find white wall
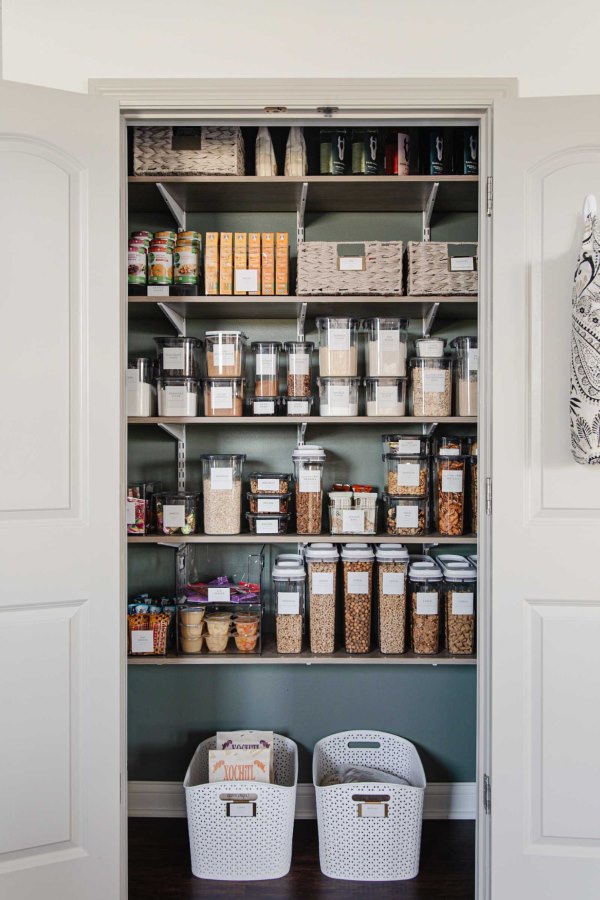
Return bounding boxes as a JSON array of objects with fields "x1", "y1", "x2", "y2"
[{"x1": 2, "y1": 0, "x2": 600, "y2": 98}]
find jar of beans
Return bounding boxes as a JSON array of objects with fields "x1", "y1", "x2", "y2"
[
  {"x1": 284, "y1": 341, "x2": 313, "y2": 398},
  {"x1": 305, "y1": 543, "x2": 339, "y2": 654},
  {"x1": 273, "y1": 560, "x2": 306, "y2": 654},
  {"x1": 409, "y1": 560, "x2": 442, "y2": 655},
  {"x1": 375, "y1": 543, "x2": 409, "y2": 654},
  {"x1": 341, "y1": 543, "x2": 374, "y2": 654}
]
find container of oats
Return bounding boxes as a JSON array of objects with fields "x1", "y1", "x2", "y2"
[
  {"x1": 409, "y1": 357, "x2": 452, "y2": 416},
  {"x1": 200, "y1": 453, "x2": 245, "y2": 535},
  {"x1": 292, "y1": 444, "x2": 326, "y2": 535},
  {"x1": 305, "y1": 543, "x2": 339, "y2": 655},
  {"x1": 375, "y1": 543, "x2": 409, "y2": 654},
  {"x1": 437, "y1": 555, "x2": 476, "y2": 655},
  {"x1": 273, "y1": 559, "x2": 306, "y2": 654},
  {"x1": 433, "y1": 454, "x2": 467, "y2": 536},
  {"x1": 383, "y1": 453, "x2": 428, "y2": 496},
  {"x1": 341, "y1": 543, "x2": 374, "y2": 654},
  {"x1": 383, "y1": 494, "x2": 428, "y2": 536},
  {"x1": 409, "y1": 560, "x2": 442, "y2": 655}
]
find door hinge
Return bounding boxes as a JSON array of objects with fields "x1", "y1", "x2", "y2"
[
  {"x1": 483, "y1": 774, "x2": 491, "y2": 814},
  {"x1": 485, "y1": 477, "x2": 492, "y2": 516},
  {"x1": 486, "y1": 176, "x2": 493, "y2": 217}
]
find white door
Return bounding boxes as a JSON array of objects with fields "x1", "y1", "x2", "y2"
[
  {"x1": 0, "y1": 82, "x2": 122, "y2": 898},
  {"x1": 492, "y1": 96, "x2": 600, "y2": 898}
]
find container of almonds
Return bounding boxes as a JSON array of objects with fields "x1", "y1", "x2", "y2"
[
  {"x1": 375, "y1": 544, "x2": 409, "y2": 654},
  {"x1": 437, "y1": 555, "x2": 476, "y2": 656},
  {"x1": 273, "y1": 559, "x2": 306, "y2": 654},
  {"x1": 341, "y1": 543, "x2": 374, "y2": 654},
  {"x1": 433, "y1": 453, "x2": 467, "y2": 536},
  {"x1": 305, "y1": 543, "x2": 339, "y2": 654},
  {"x1": 408, "y1": 559, "x2": 442, "y2": 655}
]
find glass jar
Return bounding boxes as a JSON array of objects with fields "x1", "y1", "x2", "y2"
[
  {"x1": 469, "y1": 438, "x2": 478, "y2": 534},
  {"x1": 155, "y1": 491, "x2": 198, "y2": 535},
  {"x1": 383, "y1": 494, "x2": 428, "y2": 536},
  {"x1": 127, "y1": 357, "x2": 155, "y2": 417},
  {"x1": 451, "y1": 336, "x2": 478, "y2": 416},
  {"x1": 316, "y1": 317, "x2": 359, "y2": 376},
  {"x1": 341, "y1": 544, "x2": 374, "y2": 654},
  {"x1": 154, "y1": 336, "x2": 202, "y2": 377},
  {"x1": 251, "y1": 341, "x2": 281, "y2": 397},
  {"x1": 409, "y1": 358, "x2": 452, "y2": 416},
  {"x1": 409, "y1": 562, "x2": 442, "y2": 655},
  {"x1": 365, "y1": 377, "x2": 407, "y2": 416},
  {"x1": 284, "y1": 341, "x2": 313, "y2": 397},
  {"x1": 305, "y1": 543, "x2": 339, "y2": 655},
  {"x1": 200, "y1": 453, "x2": 246, "y2": 535},
  {"x1": 273, "y1": 560, "x2": 306, "y2": 654},
  {"x1": 317, "y1": 376, "x2": 360, "y2": 416},
  {"x1": 415, "y1": 337, "x2": 446, "y2": 359},
  {"x1": 156, "y1": 376, "x2": 200, "y2": 416},
  {"x1": 383, "y1": 453, "x2": 428, "y2": 496},
  {"x1": 441, "y1": 566, "x2": 476, "y2": 656},
  {"x1": 433, "y1": 454, "x2": 467, "y2": 536},
  {"x1": 376, "y1": 544, "x2": 409, "y2": 654},
  {"x1": 282, "y1": 395, "x2": 314, "y2": 417},
  {"x1": 245, "y1": 396, "x2": 282, "y2": 417},
  {"x1": 203, "y1": 377, "x2": 245, "y2": 417},
  {"x1": 204, "y1": 331, "x2": 246, "y2": 377},
  {"x1": 381, "y1": 433, "x2": 431, "y2": 457},
  {"x1": 292, "y1": 444, "x2": 326, "y2": 534},
  {"x1": 363, "y1": 318, "x2": 408, "y2": 376}
]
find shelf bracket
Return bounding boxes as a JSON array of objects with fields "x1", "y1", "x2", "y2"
[
  {"x1": 157, "y1": 541, "x2": 186, "y2": 551},
  {"x1": 158, "y1": 302, "x2": 186, "y2": 336},
  {"x1": 157, "y1": 423, "x2": 186, "y2": 442},
  {"x1": 297, "y1": 422, "x2": 307, "y2": 445},
  {"x1": 297, "y1": 302, "x2": 308, "y2": 340},
  {"x1": 297, "y1": 182, "x2": 308, "y2": 244},
  {"x1": 422, "y1": 543, "x2": 439, "y2": 554},
  {"x1": 175, "y1": 544, "x2": 190, "y2": 599},
  {"x1": 422, "y1": 182, "x2": 439, "y2": 242},
  {"x1": 422, "y1": 301, "x2": 440, "y2": 337},
  {"x1": 156, "y1": 183, "x2": 186, "y2": 231},
  {"x1": 421, "y1": 422, "x2": 438, "y2": 437},
  {"x1": 157, "y1": 423, "x2": 186, "y2": 491}
]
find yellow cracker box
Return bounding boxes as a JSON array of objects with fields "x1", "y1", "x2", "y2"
[
  {"x1": 248, "y1": 232, "x2": 261, "y2": 295},
  {"x1": 233, "y1": 232, "x2": 248, "y2": 295},
  {"x1": 262, "y1": 233, "x2": 275, "y2": 296},
  {"x1": 275, "y1": 231, "x2": 289, "y2": 296},
  {"x1": 219, "y1": 232, "x2": 233, "y2": 295},
  {"x1": 205, "y1": 232, "x2": 219, "y2": 296}
]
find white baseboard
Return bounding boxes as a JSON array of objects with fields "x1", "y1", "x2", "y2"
[{"x1": 128, "y1": 780, "x2": 476, "y2": 820}]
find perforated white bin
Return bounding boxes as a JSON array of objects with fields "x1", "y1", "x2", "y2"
[
  {"x1": 183, "y1": 734, "x2": 298, "y2": 881},
  {"x1": 313, "y1": 730, "x2": 426, "y2": 881}
]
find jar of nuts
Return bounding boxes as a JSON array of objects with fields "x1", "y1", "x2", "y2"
[
  {"x1": 383, "y1": 453, "x2": 429, "y2": 496},
  {"x1": 273, "y1": 560, "x2": 306, "y2": 654},
  {"x1": 409, "y1": 357, "x2": 452, "y2": 417},
  {"x1": 375, "y1": 543, "x2": 409, "y2": 654},
  {"x1": 292, "y1": 444, "x2": 326, "y2": 535},
  {"x1": 305, "y1": 542, "x2": 339, "y2": 654},
  {"x1": 341, "y1": 543, "x2": 374, "y2": 654},
  {"x1": 437, "y1": 555, "x2": 476, "y2": 655},
  {"x1": 408, "y1": 560, "x2": 442, "y2": 655},
  {"x1": 284, "y1": 341, "x2": 314, "y2": 398},
  {"x1": 433, "y1": 454, "x2": 467, "y2": 536}
]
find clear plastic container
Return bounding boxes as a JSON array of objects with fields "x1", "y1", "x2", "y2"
[
  {"x1": 409, "y1": 357, "x2": 452, "y2": 416},
  {"x1": 451, "y1": 336, "x2": 478, "y2": 416},
  {"x1": 155, "y1": 336, "x2": 202, "y2": 377},
  {"x1": 282, "y1": 396, "x2": 314, "y2": 417},
  {"x1": 433, "y1": 436, "x2": 467, "y2": 456},
  {"x1": 383, "y1": 493, "x2": 428, "y2": 536},
  {"x1": 246, "y1": 492, "x2": 292, "y2": 514},
  {"x1": 363, "y1": 318, "x2": 408, "y2": 376},
  {"x1": 383, "y1": 453, "x2": 428, "y2": 496},
  {"x1": 415, "y1": 337, "x2": 446, "y2": 358},
  {"x1": 245, "y1": 396, "x2": 282, "y2": 417},
  {"x1": 439, "y1": 561, "x2": 476, "y2": 655},
  {"x1": 284, "y1": 341, "x2": 314, "y2": 397},
  {"x1": 376, "y1": 544, "x2": 409, "y2": 654},
  {"x1": 204, "y1": 331, "x2": 246, "y2": 377},
  {"x1": 365, "y1": 377, "x2": 407, "y2": 416},
  {"x1": 329, "y1": 500, "x2": 378, "y2": 534},
  {"x1": 203, "y1": 377, "x2": 245, "y2": 417},
  {"x1": 469, "y1": 439, "x2": 478, "y2": 534},
  {"x1": 317, "y1": 376, "x2": 360, "y2": 416},
  {"x1": 293, "y1": 444, "x2": 326, "y2": 534},
  {"x1": 316, "y1": 317, "x2": 360, "y2": 376},
  {"x1": 200, "y1": 453, "x2": 245, "y2": 535},
  {"x1": 248, "y1": 473, "x2": 292, "y2": 494},
  {"x1": 156, "y1": 376, "x2": 200, "y2": 416},
  {"x1": 127, "y1": 357, "x2": 156, "y2": 417},
  {"x1": 155, "y1": 491, "x2": 198, "y2": 535},
  {"x1": 251, "y1": 341, "x2": 281, "y2": 397},
  {"x1": 305, "y1": 543, "x2": 339, "y2": 655},
  {"x1": 409, "y1": 562, "x2": 442, "y2": 655},
  {"x1": 245, "y1": 512, "x2": 291, "y2": 535},
  {"x1": 433, "y1": 455, "x2": 467, "y2": 536},
  {"x1": 273, "y1": 560, "x2": 306, "y2": 654},
  {"x1": 381, "y1": 433, "x2": 431, "y2": 457},
  {"x1": 341, "y1": 543, "x2": 374, "y2": 654}
]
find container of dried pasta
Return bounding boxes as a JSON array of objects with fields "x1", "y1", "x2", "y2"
[
  {"x1": 409, "y1": 357, "x2": 452, "y2": 417},
  {"x1": 341, "y1": 543, "x2": 374, "y2": 654},
  {"x1": 433, "y1": 454, "x2": 467, "y2": 536},
  {"x1": 273, "y1": 560, "x2": 306, "y2": 654},
  {"x1": 305, "y1": 543, "x2": 339, "y2": 654},
  {"x1": 408, "y1": 560, "x2": 442, "y2": 655},
  {"x1": 383, "y1": 493, "x2": 428, "y2": 536},
  {"x1": 383, "y1": 453, "x2": 428, "y2": 496},
  {"x1": 375, "y1": 543, "x2": 409, "y2": 654},
  {"x1": 437, "y1": 555, "x2": 476, "y2": 655},
  {"x1": 200, "y1": 453, "x2": 245, "y2": 534}
]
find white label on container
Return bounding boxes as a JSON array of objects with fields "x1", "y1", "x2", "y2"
[
  {"x1": 452, "y1": 592, "x2": 474, "y2": 615},
  {"x1": 131, "y1": 630, "x2": 154, "y2": 653},
  {"x1": 213, "y1": 344, "x2": 235, "y2": 367},
  {"x1": 342, "y1": 509, "x2": 365, "y2": 532},
  {"x1": 339, "y1": 256, "x2": 364, "y2": 271},
  {"x1": 257, "y1": 478, "x2": 280, "y2": 492},
  {"x1": 312, "y1": 571, "x2": 334, "y2": 594},
  {"x1": 165, "y1": 385, "x2": 187, "y2": 411},
  {"x1": 228, "y1": 802, "x2": 255, "y2": 817},
  {"x1": 211, "y1": 385, "x2": 233, "y2": 409},
  {"x1": 329, "y1": 329, "x2": 351, "y2": 351},
  {"x1": 396, "y1": 439, "x2": 421, "y2": 454},
  {"x1": 287, "y1": 400, "x2": 309, "y2": 415},
  {"x1": 380, "y1": 330, "x2": 400, "y2": 351},
  {"x1": 396, "y1": 463, "x2": 420, "y2": 488},
  {"x1": 347, "y1": 571, "x2": 369, "y2": 594},
  {"x1": 211, "y1": 467, "x2": 233, "y2": 490},
  {"x1": 126, "y1": 500, "x2": 137, "y2": 525},
  {"x1": 208, "y1": 587, "x2": 231, "y2": 603},
  {"x1": 439, "y1": 448, "x2": 460, "y2": 456},
  {"x1": 450, "y1": 256, "x2": 475, "y2": 272},
  {"x1": 257, "y1": 498, "x2": 280, "y2": 513},
  {"x1": 377, "y1": 385, "x2": 399, "y2": 407},
  {"x1": 416, "y1": 593, "x2": 438, "y2": 615},
  {"x1": 256, "y1": 518, "x2": 279, "y2": 534},
  {"x1": 422, "y1": 370, "x2": 446, "y2": 393},
  {"x1": 299, "y1": 470, "x2": 321, "y2": 493},
  {"x1": 148, "y1": 284, "x2": 169, "y2": 297},
  {"x1": 253, "y1": 400, "x2": 275, "y2": 415},
  {"x1": 359, "y1": 802, "x2": 387, "y2": 818},
  {"x1": 126, "y1": 370, "x2": 139, "y2": 390},
  {"x1": 418, "y1": 340, "x2": 443, "y2": 356},
  {"x1": 329, "y1": 384, "x2": 350, "y2": 412},
  {"x1": 394, "y1": 505, "x2": 419, "y2": 528},
  {"x1": 163, "y1": 347, "x2": 185, "y2": 369},
  {"x1": 289, "y1": 354, "x2": 310, "y2": 375},
  {"x1": 163, "y1": 504, "x2": 185, "y2": 528},
  {"x1": 441, "y1": 470, "x2": 464, "y2": 493},
  {"x1": 468, "y1": 348, "x2": 479, "y2": 371},
  {"x1": 256, "y1": 353, "x2": 277, "y2": 376},
  {"x1": 278, "y1": 591, "x2": 300, "y2": 614},
  {"x1": 235, "y1": 268, "x2": 258, "y2": 291},
  {"x1": 382, "y1": 571, "x2": 405, "y2": 595}
]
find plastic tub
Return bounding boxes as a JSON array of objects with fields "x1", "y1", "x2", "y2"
[
  {"x1": 246, "y1": 492, "x2": 292, "y2": 514},
  {"x1": 127, "y1": 357, "x2": 156, "y2": 417},
  {"x1": 409, "y1": 358, "x2": 452, "y2": 416},
  {"x1": 155, "y1": 336, "x2": 202, "y2": 377},
  {"x1": 180, "y1": 623, "x2": 204, "y2": 639},
  {"x1": 203, "y1": 377, "x2": 245, "y2": 416},
  {"x1": 383, "y1": 454, "x2": 428, "y2": 496},
  {"x1": 317, "y1": 376, "x2": 360, "y2": 416},
  {"x1": 156, "y1": 376, "x2": 200, "y2": 416},
  {"x1": 234, "y1": 617, "x2": 260, "y2": 637},
  {"x1": 365, "y1": 377, "x2": 407, "y2": 416},
  {"x1": 181, "y1": 635, "x2": 203, "y2": 654},
  {"x1": 179, "y1": 607, "x2": 206, "y2": 626},
  {"x1": 249, "y1": 473, "x2": 292, "y2": 494},
  {"x1": 201, "y1": 453, "x2": 245, "y2": 535},
  {"x1": 205, "y1": 613, "x2": 232, "y2": 636},
  {"x1": 155, "y1": 492, "x2": 198, "y2": 535},
  {"x1": 245, "y1": 396, "x2": 282, "y2": 417},
  {"x1": 383, "y1": 494, "x2": 428, "y2": 536},
  {"x1": 205, "y1": 633, "x2": 230, "y2": 653},
  {"x1": 282, "y1": 395, "x2": 314, "y2": 416},
  {"x1": 381, "y1": 433, "x2": 431, "y2": 457},
  {"x1": 363, "y1": 317, "x2": 408, "y2": 376},
  {"x1": 234, "y1": 633, "x2": 259, "y2": 653},
  {"x1": 316, "y1": 317, "x2": 360, "y2": 376},
  {"x1": 246, "y1": 512, "x2": 291, "y2": 535},
  {"x1": 204, "y1": 331, "x2": 246, "y2": 377},
  {"x1": 284, "y1": 341, "x2": 314, "y2": 397},
  {"x1": 251, "y1": 341, "x2": 282, "y2": 396}
]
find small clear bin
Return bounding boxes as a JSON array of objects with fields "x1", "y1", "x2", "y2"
[
  {"x1": 365, "y1": 377, "x2": 407, "y2": 416},
  {"x1": 245, "y1": 396, "x2": 282, "y2": 417},
  {"x1": 203, "y1": 377, "x2": 245, "y2": 417},
  {"x1": 155, "y1": 491, "x2": 198, "y2": 535},
  {"x1": 204, "y1": 331, "x2": 246, "y2": 377},
  {"x1": 316, "y1": 317, "x2": 360, "y2": 376},
  {"x1": 383, "y1": 453, "x2": 428, "y2": 496},
  {"x1": 155, "y1": 336, "x2": 202, "y2": 377},
  {"x1": 363, "y1": 317, "x2": 408, "y2": 376},
  {"x1": 383, "y1": 494, "x2": 428, "y2": 536},
  {"x1": 317, "y1": 376, "x2": 360, "y2": 416},
  {"x1": 156, "y1": 376, "x2": 200, "y2": 416}
]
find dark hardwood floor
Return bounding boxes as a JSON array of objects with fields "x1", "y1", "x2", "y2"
[{"x1": 129, "y1": 817, "x2": 475, "y2": 899}]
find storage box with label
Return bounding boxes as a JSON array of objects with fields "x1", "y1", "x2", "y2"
[
  {"x1": 406, "y1": 241, "x2": 478, "y2": 295},
  {"x1": 133, "y1": 126, "x2": 245, "y2": 176},
  {"x1": 297, "y1": 241, "x2": 404, "y2": 296}
]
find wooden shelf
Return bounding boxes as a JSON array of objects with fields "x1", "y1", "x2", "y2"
[
  {"x1": 129, "y1": 416, "x2": 476, "y2": 425},
  {"x1": 128, "y1": 533, "x2": 477, "y2": 545},
  {"x1": 128, "y1": 174, "x2": 479, "y2": 214}
]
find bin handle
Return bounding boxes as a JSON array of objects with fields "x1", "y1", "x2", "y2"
[
  {"x1": 352, "y1": 793, "x2": 391, "y2": 802},
  {"x1": 347, "y1": 741, "x2": 381, "y2": 749},
  {"x1": 219, "y1": 792, "x2": 258, "y2": 802}
]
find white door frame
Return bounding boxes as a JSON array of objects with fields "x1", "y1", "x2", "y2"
[{"x1": 91, "y1": 75, "x2": 516, "y2": 900}]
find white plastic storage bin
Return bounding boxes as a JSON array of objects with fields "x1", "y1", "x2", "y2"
[
  {"x1": 183, "y1": 733, "x2": 298, "y2": 881},
  {"x1": 313, "y1": 730, "x2": 426, "y2": 881}
]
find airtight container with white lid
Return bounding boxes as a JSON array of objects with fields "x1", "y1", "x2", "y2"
[
  {"x1": 305, "y1": 543, "x2": 339, "y2": 654},
  {"x1": 341, "y1": 544, "x2": 374, "y2": 654},
  {"x1": 415, "y1": 337, "x2": 446, "y2": 358},
  {"x1": 204, "y1": 331, "x2": 247, "y2": 377},
  {"x1": 409, "y1": 559, "x2": 442, "y2": 655},
  {"x1": 292, "y1": 444, "x2": 326, "y2": 534},
  {"x1": 272, "y1": 559, "x2": 306, "y2": 654},
  {"x1": 438, "y1": 555, "x2": 476, "y2": 655},
  {"x1": 375, "y1": 543, "x2": 409, "y2": 654},
  {"x1": 467, "y1": 554, "x2": 478, "y2": 568}
]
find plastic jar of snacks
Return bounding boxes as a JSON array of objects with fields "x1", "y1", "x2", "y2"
[
  {"x1": 249, "y1": 473, "x2": 292, "y2": 494},
  {"x1": 409, "y1": 358, "x2": 452, "y2": 417},
  {"x1": 305, "y1": 543, "x2": 339, "y2": 655},
  {"x1": 363, "y1": 317, "x2": 408, "y2": 376},
  {"x1": 341, "y1": 543, "x2": 374, "y2": 654},
  {"x1": 364, "y1": 377, "x2": 407, "y2": 416},
  {"x1": 438, "y1": 557, "x2": 476, "y2": 655},
  {"x1": 155, "y1": 491, "x2": 198, "y2": 535},
  {"x1": 246, "y1": 492, "x2": 292, "y2": 514},
  {"x1": 433, "y1": 454, "x2": 467, "y2": 536},
  {"x1": 383, "y1": 453, "x2": 428, "y2": 496},
  {"x1": 381, "y1": 433, "x2": 431, "y2": 457},
  {"x1": 245, "y1": 396, "x2": 282, "y2": 416},
  {"x1": 383, "y1": 494, "x2": 428, "y2": 536},
  {"x1": 203, "y1": 377, "x2": 245, "y2": 416},
  {"x1": 328, "y1": 492, "x2": 378, "y2": 534},
  {"x1": 469, "y1": 438, "x2": 478, "y2": 534},
  {"x1": 317, "y1": 376, "x2": 360, "y2": 416},
  {"x1": 415, "y1": 337, "x2": 446, "y2": 358},
  {"x1": 409, "y1": 561, "x2": 442, "y2": 655},
  {"x1": 127, "y1": 357, "x2": 155, "y2": 417},
  {"x1": 155, "y1": 336, "x2": 202, "y2": 377},
  {"x1": 251, "y1": 341, "x2": 281, "y2": 397},
  {"x1": 205, "y1": 331, "x2": 246, "y2": 377},
  {"x1": 273, "y1": 560, "x2": 306, "y2": 654},
  {"x1": 316, "y1": 317, "x2": 360, "y2": 376},
  {"x1": 375, "y1": 544, "x2": 409, "y2": 654},
  {"x1": 282, "y1": 395, "x2": 314, "y2": 417},
  {"x1": 292, "y1": 445, "x2": 326, "y2": 534},
  {"x1": 156, "y1": 376, "x2": 200, "y2": 416},
  {"x1": 434, "y1": 435, "x2": 467, "y2": 456},
  {"x1": 284, "y1": 341, "x2": 313, "y2": 397},
  {"x1": 450, "y1": 335, "x2": 478, "y2": 416},
  {"x1": 245, "y1": 512, "x2": 291, "y2": 535},
  {"x1": 200, "y1": 453, "x2": 245, "y2": 535}
]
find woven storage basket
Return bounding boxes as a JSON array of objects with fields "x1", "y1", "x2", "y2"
[
  {"x1": 133, "y1": 126, "x2": 245, "y2": 176},
  {"x1": 183, "y1": 733, "x2": 298, "y2": 881},
  {"x1": 313, "y1": 730, "x2": 426, "y2": 881},
  {"x1": 297, "y1": 241, "x2": 403, "y2": 296},
  {"x1": 406, "y1": 241, "x2": 478, "y2": 295}
]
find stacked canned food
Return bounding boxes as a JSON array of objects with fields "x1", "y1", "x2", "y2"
[
  {"x1": 128, "y1": 229, "x2": 202, "y2": 289},
  {"x1": 246, "y1": 471, "x2": 293, "y2": 536}
]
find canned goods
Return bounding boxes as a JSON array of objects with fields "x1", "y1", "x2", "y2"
[
  {"x1": 148, "y1": 246, "x2": 173, "y2": 285},
  {"x1": 128, "y1": 242, "x2": 147, "y2": 285},
  {"x1": 174, "y1": 243, "x2": 199, "y2": 284}
]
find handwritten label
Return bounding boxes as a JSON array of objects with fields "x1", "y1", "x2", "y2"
[
  {"x1": 208, "y1": 587, "x2": 231, "y2": 603},
  {"x1": 347, "y1": 571, "x2": 369, "y2": 594},
  {"x1": 342, "y1": 509, "x2": 365, "y2": 532},
  {"x1": 257, "y1": 498, "x2": 280, "y2": 513},
  {"x1": 256, "y1": 518, "x2": 279, "y2": 534},
  {"x1": 394, "y1": 505, "x2": 419, "y2": 528},
  {"x1": 396, "y1": 463, "x2": 420, "y2": 488}
]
